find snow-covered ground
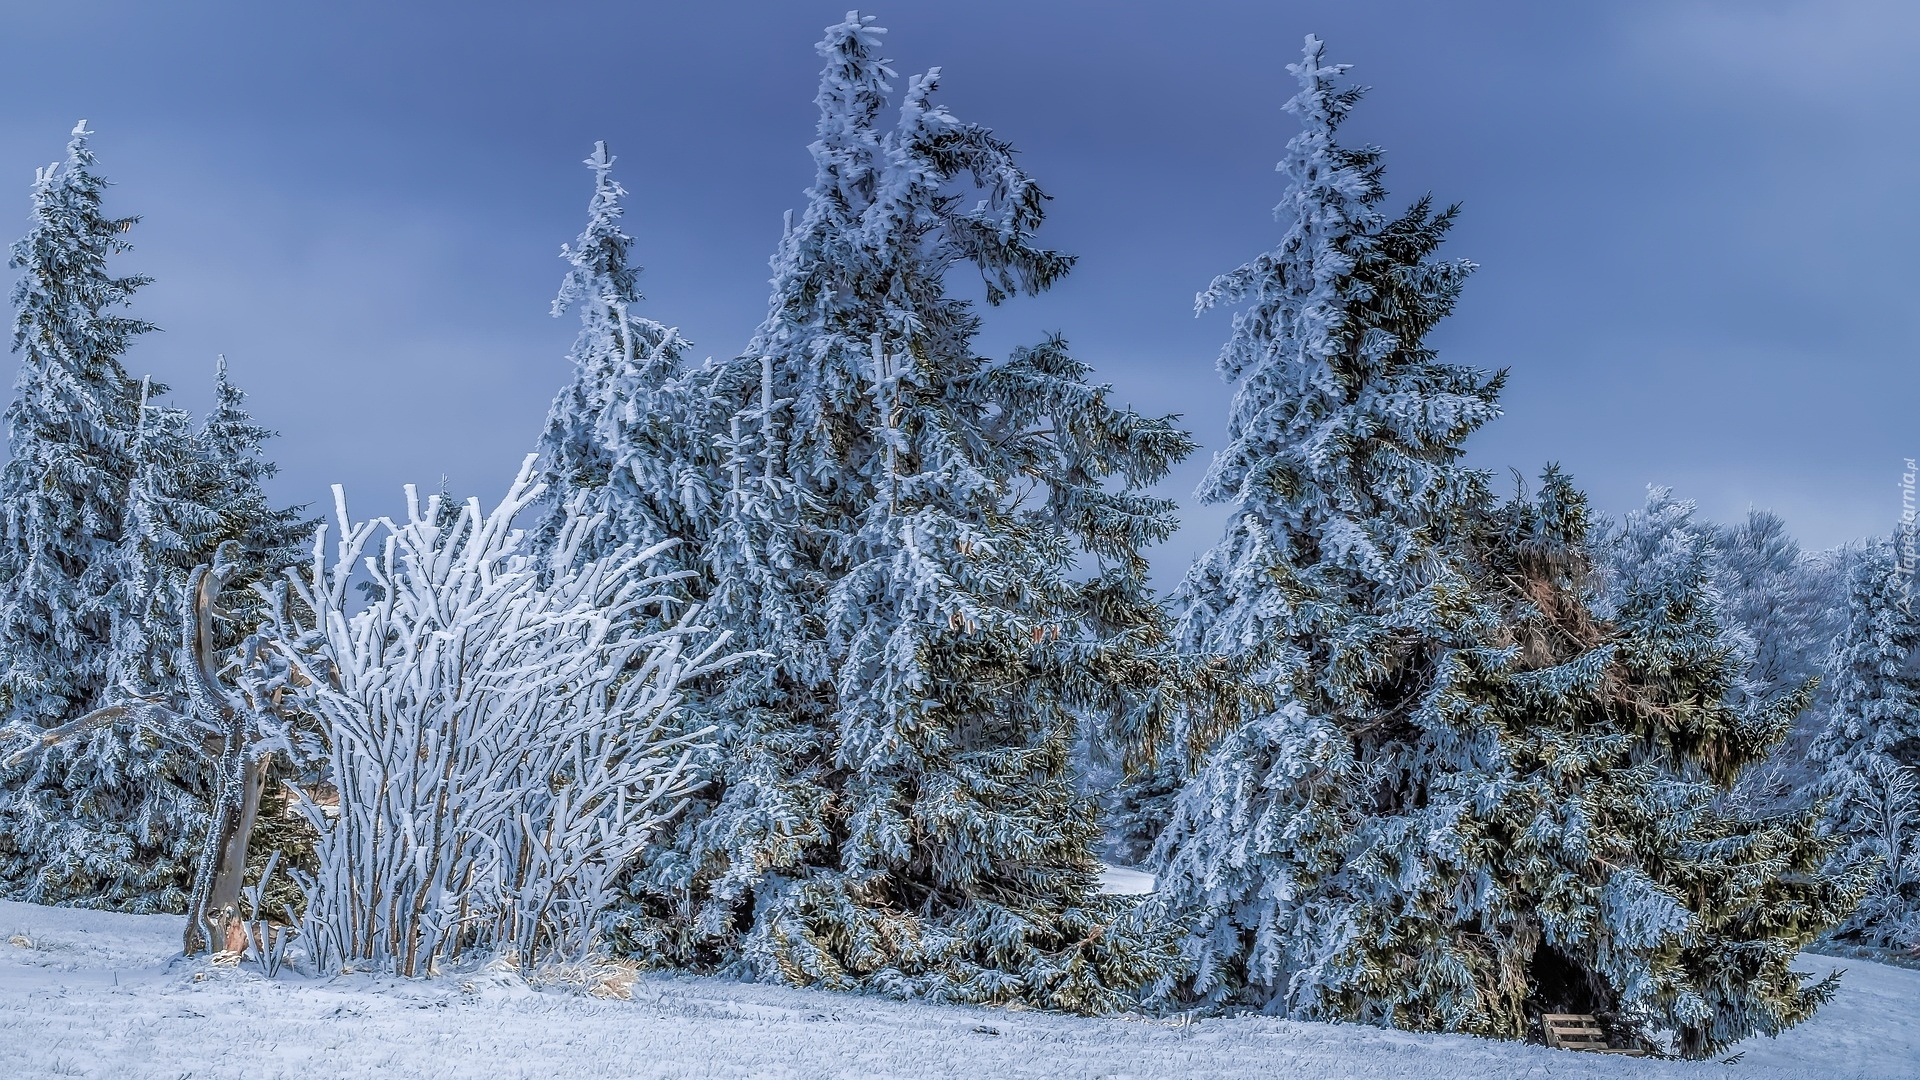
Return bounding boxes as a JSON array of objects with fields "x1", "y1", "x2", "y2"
[
  {"x1": 2, "y1": 899, "x2": 1914, "y2": 1080},
  {"x1": 1097, "y1": 863, "x2": 1156, "y2": 896}
]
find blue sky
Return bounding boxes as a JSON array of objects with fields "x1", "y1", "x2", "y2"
[{"x1": 1, "y1": 1, "x2": 1914, "y2": 579}]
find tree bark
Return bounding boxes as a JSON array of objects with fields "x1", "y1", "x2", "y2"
[{"x1": 203, "y1": 757, "x2": 270, "y2": 954}]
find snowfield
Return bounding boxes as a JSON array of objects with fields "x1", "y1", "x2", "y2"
[{"x1": 2, "y1": 899, "x2": 1914, "y2": 1080}]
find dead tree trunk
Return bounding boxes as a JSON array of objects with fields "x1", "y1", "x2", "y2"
[
  {"x1": 181, "y1": 545, "x2": 264, "y2": 957},
  {"x1": 186, "y1": 751, "x2": 270, "y2": 955},
  {"x1": 0, "y1": 540, "x2": 296, "y2": 960}
]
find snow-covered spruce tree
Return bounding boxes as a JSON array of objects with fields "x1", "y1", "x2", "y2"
[
  {"x1": 1148, "y1": 36, "x2": 1505, "y2": 1021},
  {"x1": 195, "y1": 358, "x2": 315, "y2": 626},
  {"x1": 616, "y1": 12, "x2": 1193, "y2": 1012},
  {"x1": 1711, "y1": 510, "x2": 1829, "y2": 716},
  {"x1": 1807, "y1": 537, "x2": 1920, "y2": 948},
  {"x1": 1105, "y1": 755, "x2": 1181, "y2": 867},
  {"x1": 1144, "y1": 42, "x2": 1853, "y2": 1054},
  {"x1": 0, "y1": 122, "x2": 150, "y2": 729},
  {"x1": 2, "y1": 370, "x2": 308, "y2": 913},
  {"x1": 26, "y1": 359, "x2": 313, "y2": 913},
  {"x1": 533, "y1": 143, "x2": 714, "y2": 575},
  {"x1": 1477, "y1": 473, "x2": 1861, "y2": 1058},
  {"x1": 112, "y1": 359, "x2": 311, "y2": 708},
  {"x1": 1708, "y1": 509, "x2": 1846, "y2": 809},
  {"x1": 0, "y1": 123, "x2": 199, "y2": 910},
  {"x1": 104, "y1": 361, "x2": 314, "y2": 915},
  {"x1": 0, "y1": 399, "x2": 214, "y2": 911}
]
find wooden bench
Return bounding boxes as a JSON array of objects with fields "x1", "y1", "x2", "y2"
[{"x1": 1541, "y1": 1014, "x2": 1648, "y2": 1056}]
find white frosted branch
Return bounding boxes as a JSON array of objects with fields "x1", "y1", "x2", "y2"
[{"x1": 267, "y1": 466, "x2": 726, "y2": 977}]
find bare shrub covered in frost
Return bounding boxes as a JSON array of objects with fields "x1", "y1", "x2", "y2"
[{"x1": 264, "y1": 454, "x2": 729, "y2": 977}]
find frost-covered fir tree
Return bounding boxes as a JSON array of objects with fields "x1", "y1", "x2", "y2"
[
  {"x1": 533, "y1": 143, "x2": 714, "y2": 572},
  {"x1": 1482, "y1": 475, "x2": 1862, "y2": 1057},
  {"x1": 1, "y1": 435, "x2": 212, "y2": 908},
  {"x1": 25, "y1": 389, "x2": 221, "y2": 911},
  {"x1": 1708, "y1": 509, "x2": 1846, "y2": 807},
  {"x1": 1711, "y1": 510, "x2": 1829, "y2": 715},
  {"x1": 1144, "y1": 42, "x2": 1854, "y2": 1054},
  {"x1": 617, "y1": 12, "x2": 1192, "y2": 1012},
  {"x1": 2, "y1": 374, "x2": 307, "y2": 913},
  {"x1": 1808, "y1": 538, "x2": 1920, "y2": 948},
  {"x1": 113, "y1": 359, "x2": 311, "y2": 695},
  {"x1": 194, "y1": 358, "x2": 316, "y2": 633},
  {"x1": 0, "y1": 121, "x2": 149, "y2": 730},
  {"x1": 0, "y1": 124, "x2": 198, "y2": 910},
  {"x1": 20, "y1": 356, "x2": 313, "y2": 912},
  {"x1": 1149, "y1": 36, "x2": 1505, "y2": 1019},
  {"x1": 111, "y1": 385, "x2": 217, "y2": 701}
]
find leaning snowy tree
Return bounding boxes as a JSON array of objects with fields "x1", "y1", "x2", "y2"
[
  {"x1": 616, "y1": 11, "x2": 1193, "y2": 1012},
  {"x1": 0, "y1": 122, "x2": 209, "y2": 910},
  {"x1": 268, "y1": 456, "x2": 731, "y2": 976},
  {"x1": 192, "y1": 357, "x2": 322, "y2": 913},
  {"x1": 1807, "y1": 537, "x2": 1920, "y2": 949}
]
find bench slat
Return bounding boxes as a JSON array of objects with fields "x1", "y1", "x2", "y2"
[{"x1": 1540, "y1": 1013, "x2": 1645, "y2": 1056}]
